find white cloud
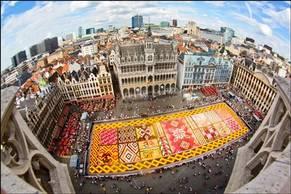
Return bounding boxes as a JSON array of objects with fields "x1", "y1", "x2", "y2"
[
  {"x1": 258, "y1": 23, "x2": 272, "y2": 36},
  {"x1": 232, "y1": 12, "x2": 290, "y2": 59},
  {"x1": 245, "y1": 1, "x2": 252, "y2": 19},
  {"x1": 204, "y1": 1, "x2": 225, "y2": 7},
  {"x1": 233, "y1": 13, "x2": 273, "y2": 36},
  {"x1": 1, "y1": 1, "x2": 18, "y2": 16},
  {"x1": 1, "y1": 4, "x2": 5, "y2": 16},
  {"x1": 70, "y1": 1, "x2": 91, "y2": 12},
  {"x1": 264, "y1": 8, "x2": 291, "y2": 29},
  {"x1": 1, "y1": 1, "x2": 290, "y2": 70},
  {"x1": 8, "y1": 1, "x2": 18, "y2": 7}
]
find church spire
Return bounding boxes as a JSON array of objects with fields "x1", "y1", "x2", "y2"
[
  {"x1": 147, "y1": 25, "x2": 152, "y2": 37},
  {"x1": 147, "y1": 16, "x2": 152, "y2": 37}
]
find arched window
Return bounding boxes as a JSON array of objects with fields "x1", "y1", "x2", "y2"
[{"x1": 148, "y1": 55, "x2": 153, "y2": 61}]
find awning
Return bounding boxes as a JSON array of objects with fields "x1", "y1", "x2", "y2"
[
  {"x1": 69, "y1": 155, "x2": 78, "y2": 168},
  {"x1": 228, "y1": 91, "x2": 235, "y2": 97},
  {"x1": 253, "y1": 113, "x2": 261, "y2": 121}
]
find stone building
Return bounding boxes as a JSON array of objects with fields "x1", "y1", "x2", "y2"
[
  {"x1": 17, "y1": 84, "x2": 65, "y2": 149},
  {"x1": 111, "y1": 36, "x2": 178, "y2": 98},
  {"x1": 226, "y1": 76, "x2": 290, "y2": 193},
  {"x1": 231, "y1": 59, "x2": 277, "y2": 113},
  {"x1": 1, "y1": 86, "x2": 75, "y2": 194},
  {"x1": 57, "y1": 64, "x2": 114, "y2": 101}
]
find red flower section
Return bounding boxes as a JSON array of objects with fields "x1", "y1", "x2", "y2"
[
  {"x1": 56, "y1": 112, "x2": 81, "y2": 157},
  {"x1": 161, "y1": 118, "x2": 199, "y2": 154}
]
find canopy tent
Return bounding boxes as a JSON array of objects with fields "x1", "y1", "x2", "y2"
[
  {"x1": 228, "y1": 91, "x2": 235, "y2": 98},
  {"x1": 81, "y1": 112, "x2": 89, "y2": 121},
  {"x1": 253, "y1": 113, "x2": 262, "y2": 121},
  {"x1": 183, "y1": 93, "x2": 191, "y2": 101},
  {"x1": 69, "y1": 155, "x2": 78, "y2": 168}
]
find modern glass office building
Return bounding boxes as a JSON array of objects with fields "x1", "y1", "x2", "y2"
[{"x1": 131, "y1": 15, "x2": 143, "y2": 28}]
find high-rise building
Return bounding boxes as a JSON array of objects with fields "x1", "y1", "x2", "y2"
[
  {"x1": 96, "y1": 28, "x2": 104, "y2": 33},
  {"x1": 160, "y1": 21, "x2": 170, "y2": 28},
  {"x1": 187, "y1": 21, "x2": 199, "y2": 36},
  {"x1": 86, "y1": 28, "x2": 95, "y2": 35},
  {"x1": 11, "y1": 50, "x2": 27, "y2": 67},
  {"x1": 65, "y1": 33, "x2": 76, "y2": 41},
  {"x1": 39, "y1": 37, "x2": 58, "y2": 54},
  {"x1": 199, "y1": 28, "x2": 224, "y2": 44},
  {"x1": 78, "y1": 26, "x2": 83, "y2": 38},
  {"x1": 221, "y1": 27, "x2": 235, "y2": 44},
  {"x1": 131, "y1": 15, "x2": 143, "y2": 28},
  {"x1": 29, "y1": 37, "x2": 59, "y2": 57},
  {"x1": 172, "y1": 19, "x2": 177, "y2": 27},
  {"x1": 29, "y1": 44, "x2": 38, "y2": 57}
]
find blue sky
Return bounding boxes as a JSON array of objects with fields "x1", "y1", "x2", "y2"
[{"x1": 1, "y1": 1, "x2": 290, "y2": 70}]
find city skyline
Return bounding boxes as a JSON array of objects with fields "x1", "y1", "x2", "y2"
[{"x1": 1, "y1": 1, "x2": 290, "y2": 70}]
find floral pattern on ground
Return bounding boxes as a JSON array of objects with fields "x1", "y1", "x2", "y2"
[
  {"x1": 161, "y1": 118, "x2": 199, "y2": 154},
  {"x1": 215, "y1": 108, "x2": 232, "y2": 120},
  {"x1": 139, "y1": 148, "x2": 162, "y2": 160},
  {"x1": 97, "y1": 145, "x2": 119, "y2": 166},
  {"x1": 225, "y1": 117, "x2": 240, "y2": 131},
  {"x1": 200, "y1": 125, "x2": 220, "y2": 141},
  {"x1": 138, "y1": 139, "x2": 159, "y2": 150},
  {"x1": 118, "y1": 126, "x2": 136, "y2": 143},
  {"x1": 88, "y1": 102, "x2": 249, "y2": 174},
  {"x1": 213, "y1": 122, "x2": 231, "y2": 137},
  {"x1": 135, "y1": 125, "x2": 156, "y2": 141},
  {"x1": 191, "y1": 113, "x2": 212, "y2": 127},
  {"x1": 119, "y1": 142, "x2": 140, "y2": 163},
  {"x1": 99, "y1": 128, "x2": 117, "y2": 145}
]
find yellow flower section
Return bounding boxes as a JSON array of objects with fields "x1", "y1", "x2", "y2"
[{"x1": 88, "y1": 102, "x2": 248, "y2": 175}]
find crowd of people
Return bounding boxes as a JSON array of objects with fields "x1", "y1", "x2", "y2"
[
  {"x1": 71, "y1": 98, "x2": 116, "y2": 120},
  {"x1": 55, "y1": 112, "x2": 81, "y2": 157},
  {"x1": 92, "y1": 92, "x2": 224, "y2": 123},
  {"x1": 65, "y1": 85, "x2": 266, "y2": 193},
  {"x1": 73, "y1": 121, "x2": 91, "y2": 169},
  {"x1": 72, "y1": 98, "x2": 116, "y2": 114},
  {"x1": 222, "y1": 87, "x2": 262, "y2": 132},
  {"x1": 74, "y1": 138, "x2": 248, "y2": 194}
]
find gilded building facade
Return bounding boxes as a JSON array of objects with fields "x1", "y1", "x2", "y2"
[
  {"x1": 57, "y1": 65, "x2": 114, "y2": 101},
  {"x1": 226, "y1": 76, "x2": 290, "y2": 193},
  {"x1": 112, "y1": 38, "x2": 178, "y2": 98},
  {"x1": 231, "y1": 59, "x2": 277, "y2": 113}
]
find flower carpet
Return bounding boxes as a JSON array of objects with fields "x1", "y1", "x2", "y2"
[{"x1": 88, "y1": 102, "x2": 249, "y2": 174}]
